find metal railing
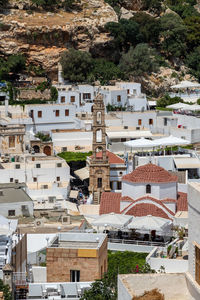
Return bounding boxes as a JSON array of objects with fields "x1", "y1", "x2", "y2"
[
  {"x1": 108, "y1": 238, "x2": 168, "y2": 247},
  {"x1": 13, "y1": 272, "x2": 27, "y2": 286}
]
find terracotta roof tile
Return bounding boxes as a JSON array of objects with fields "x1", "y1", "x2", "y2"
[
  {"x1": 92, "y1": 150, "x2": 125, "y2": 164},
  {"x1": 122, "y1": 163, "x2": 178, "y2": 183},
  {"x1": 121, "y1": 196, "x2": 175, "y2": 217},
  {"x1": 177, "y1": 192, "x2": 188, "y2": 211},
  {"x1": 100, "y1": 192, "x2": 121, "y2": 215},
  {"x1": 125, "y1": 203, "x2": 172, "y2": 220}
]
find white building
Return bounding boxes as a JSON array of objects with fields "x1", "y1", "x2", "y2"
[
  {"x1": 0, "y1": 154, "x2": 70, "y2": 203},
  {"x1": 0, "y1": 183, "x2": 33, "y2": 217}
]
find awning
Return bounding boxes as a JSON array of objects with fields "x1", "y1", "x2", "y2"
[
  {"x1": 174, "y1": 157, "x2": 200, "y2": 169},
  {"x1": 106, "y1": 130, "x2": 152, "y2": 140},
  {"x1": 74, "y1": 166, "x2": 89, "y2": 181},
  {"x1": 69, "y1": 190, "x2": 79, "y2": 199}
]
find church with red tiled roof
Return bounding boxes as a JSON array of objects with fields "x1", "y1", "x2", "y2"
[{"x1": 100, "y1": 163, "x2": 187, "y2": 220}]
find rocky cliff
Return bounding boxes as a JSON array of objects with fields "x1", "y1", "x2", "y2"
[{"x1": 0, "y1": 0, "x2": 118, "y2": 79}]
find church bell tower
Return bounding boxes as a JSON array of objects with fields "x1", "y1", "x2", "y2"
[{"x1": 89, "y1": 94, "x2": 110, "y2": 204}]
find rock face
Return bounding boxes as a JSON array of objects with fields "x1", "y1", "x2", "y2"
[{"x1": 0, "y1": 0, "x2": 118, "y2": 79}]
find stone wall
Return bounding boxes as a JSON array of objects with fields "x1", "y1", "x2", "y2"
[{"x1": 18, "y1": 89, "x2": 51, "y2": 100}]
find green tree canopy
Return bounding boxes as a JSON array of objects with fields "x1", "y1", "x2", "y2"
[
  {"x1": 105, "y1": 19, "x2": 142, "y2": 51},
  {"x1": 119, "y1": 43, "x2": 159, "y2": 77},
  {"x1": 0, "y1": 280, "x2": 12, "y2": 300},
  {"x1": 159, "y1": 13, "x2": 187, "y2": 58},
  {"x1": 131, "y1": 12, "x2": 161, "y2": 45},
  {"x1": 88, "y1": 58, "x2": 123, "y2": 85},
  {"x1": 186, "y1": 47, "x2": 200, "y2": 81},
  {"x1": 60, "y1": 48, "x2": 93, "y2": 83},
  {"x1": 142, "y1": 0, "x2": 162, "y2": 15},
  {"x1": 185, "y1": 16, "x2": 200, "y2": 50},
  {"x1": 156, "y1": 94, "x2": 183, "y2": 108}
]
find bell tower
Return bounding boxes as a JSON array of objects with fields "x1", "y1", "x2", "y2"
[{"x1": 89, "y1": 94, "x2": 110, "y2": 203}]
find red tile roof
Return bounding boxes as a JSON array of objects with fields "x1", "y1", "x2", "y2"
[
  {"x1": 177, "y1": 192, "x2": 188, "y2": 211},
  {"x1": 91, "y1": 150, "x2": 125, "y2": 164},
  {"x1": 125, "y1": 203, "x2": 172, "y2": 220},
  {"x1": 122, "y1": 163, "x2": 178, "y2": 183},
  {"x1": 99, "y1": 192, "x2": 121, "y2": 215},
  {"x1": 121, "y1": 196, "x2": 175, "y2": 217}
]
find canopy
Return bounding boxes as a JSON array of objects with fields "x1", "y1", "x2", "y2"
[
  {"x1": 166, "y1": 103, "x2": 191, "y2": 110},
  {"x1": 74, "y1": 166, "x2": 89, "y2": 181},
  {"x1": 154, "y1": 135, "x2": 190, "y2": 147},
  {"x1": 127, "y1": 215, "x2": 172, "y2": 232},
  {"x1": 91, "y1": 212, "x2": 133, "y2": 229},
  {"x1": 174, "y1": 157, "x2": 200, "y2": 169},
  {"x1": 124, "y1": 137, "x2": 156, "y2": 148},
  {"x1": 171, "y1": 80, "x2": 200, "y2": 89}
]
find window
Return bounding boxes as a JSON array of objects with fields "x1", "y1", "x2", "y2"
[
  {"x1": 33, "y1": 177, "x2": 37, "y2": 182},
  {"x1": 8, "y1": 210, "x2": 15, "y2": 216},
  {"x1": 97, "y1": 177, "x2": 102, "y2": 188},
  {"x1": 70, "y1": 96, "x2": 75, "y2": 103},
  {"x1": 164, "y1": 118, "x2": 167, "y2": 126},
  {"x1": 55, "y1": 110, "x2": 60, "y2": 117},
  {"x1": 110, "y1": 181, "x2": 113, "y2": 190},
  {"x1": 38, "y1": 111, "x2": 42, "y2": 118},
  {"x1": 15, "y1": 164, "x2": 20, "y2": 169},
  {"x1": 61, "y1": 96, "x2": 65, "y2": 103},
  {"x1": 15, "y1": 179, "x2": 19, "y2": 183},
  {"x1": 70, "y1": 270, "x2": 80, "y2": 282},
  {"x1": 127, "y1": 89, "x2": 130, "y2": 94},
  {"x1": 65, "y1": 109, "x2": 69, "y2": 116},
  {"x1": 36, "y1": 164, "x2": 41, "y2": 168},
  {"x1": 30, "y1": 110, "x2": 34, "y2": 118},
  {"x1": 9, "y1": 136, "x2": 15, "y2": 148},
  {"x1": 138, "y1": 119, "x2": 142, "y2": 126},
  {"x1": 56, "y1": 176, "x2": 60, "y2": 182},
  {"x1": 83, "y1": 93, "x2": 91, "y2": 100},
  {"x1": 146, "y1": 184, "x2": 151, "y2": 194},
  {"x1": 117, "y1": 181, "x2": 122, "y2": 190},
  {"x1": 196, "y1": 245, "x2": 200, "y2": 285},
  {"x1": 57, "y1": 163, "x2": 62, "y2": 168},
  {"x1": 10, "y1": 178, "x2": 13, "y2": 183},
  {"x1": 149, "y1": 119, "x2": 153, "y2": 125},
  {"x1": 43, "y1": 185, "x2": 48, "y2": 189},
  {"x1": 117, "y1": 95, "x2": 121, "y2": 102}
]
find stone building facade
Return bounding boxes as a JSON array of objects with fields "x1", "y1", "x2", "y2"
[
  {"x1": 89, "y1": 94, "x2": 110, "y2": 203},
  {"x1": 46, "y1": 233, "x2": 107, "y2": 282},
  {"x1": 0, "y1": 124, "x2": 25, "y2": 154}
]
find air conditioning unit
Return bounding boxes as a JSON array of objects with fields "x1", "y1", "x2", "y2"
[
  {"x1": 62, "y1": 147, "x2": 67, "y2": 152},
  {"x1": 34, "y1": 219, "x2": 44, "y2": 227},
  {"x1": 48, "y1": 196, "x2": 56, "y2": 203},
  {"x1": 62, "y1": 216, "x2": 71, "y2": 225}
]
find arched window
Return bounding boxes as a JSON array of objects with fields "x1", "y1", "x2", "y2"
[
  {"x1": 97, "y1": 112, "x2": 102, "y2": 124},
  {"x1": 146, "y1": 184, "x2": 151, "y2": 194},
  {"x1": 95, "y1": 147, "x2": 103, "y2": 159},
  {"x1": 96, "y1": 129, "x2": 102, "y2": 143}
]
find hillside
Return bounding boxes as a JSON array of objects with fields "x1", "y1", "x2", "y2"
[{"x1": 0, "y1": 0, "x2": 200, "y2": 95}]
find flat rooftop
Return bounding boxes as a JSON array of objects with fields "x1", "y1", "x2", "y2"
[
  {"x1": 118, "y1": 273, "x2": 193, "y2": 300},
  {"x1": 51, "y1": 233, "x2": 106, "y2": 249}
]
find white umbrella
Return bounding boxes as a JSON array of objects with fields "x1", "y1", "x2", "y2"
[
  {"x1": 154, "y1": 135, "x2": 190, "y2": 147},
  {"x1": 171, "y1": 81, "x2": 200, "y2": 89},
  {"x1": 127, "y1": 215, "x2": 172, "y2": 232},
  {"x1": 166, "y1": 103, "x2": 191, "y2": 110},
  {"x1": 91, "y1": 212, "x2": 133, "y2": 229},
  {"x1": 184, "y1": 104, "x2": 200, "y2": 111},
  {"x1": 124, "y1": 138, "x2": 156, "y2": 148}
]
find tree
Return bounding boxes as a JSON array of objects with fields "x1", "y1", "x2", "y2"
[
  {"x1": 31, "y1": 0, "x2": 59, "y2": 10},
  {"x1": 186, "y1": 47, "x2": 200, "y2": 81},
  {"x1": 0, "y1": 0, "x2": 7, "y2": 8},
  {"x1": 156, "y1": 94, "x2": 183, "y2": 108},
  {"x1": 131, "y1": 12, "x2": 161, "y2": 46},
  {"x1": 142, "y1": 0, "x2": 162, "y2": 15},
  {"x1": 119, "y1": 43, "x2": 159, "y2": 77},
  {"x1": 0, "y1": 280, "x2": 12, "y2": 300},
  {"x1": 105, "y1": 19, "x2": 141, "y2": 52},
  {"x1": 60, "y1": 49, "x2": 93, "y2": 83},
  {"x1": 50, "y1": 86, "x2": 58, "y2": 102},
  {"x1": 185, "y1": 16, "x2": 200, "y2": 50},
  {"x1": 88, "y1": 58, "x2": 123, "y2": 85},
  {"x1": 159, "y1": 13, "x2": 187, "y2": 58}
]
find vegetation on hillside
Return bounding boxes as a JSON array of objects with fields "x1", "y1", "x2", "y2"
[
  {"x1": 81, "y1": 251, "x2": 151, "y2": 300},
  {"x1": 0, "y1": 279, "x2": 12, "y2": 300}
]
